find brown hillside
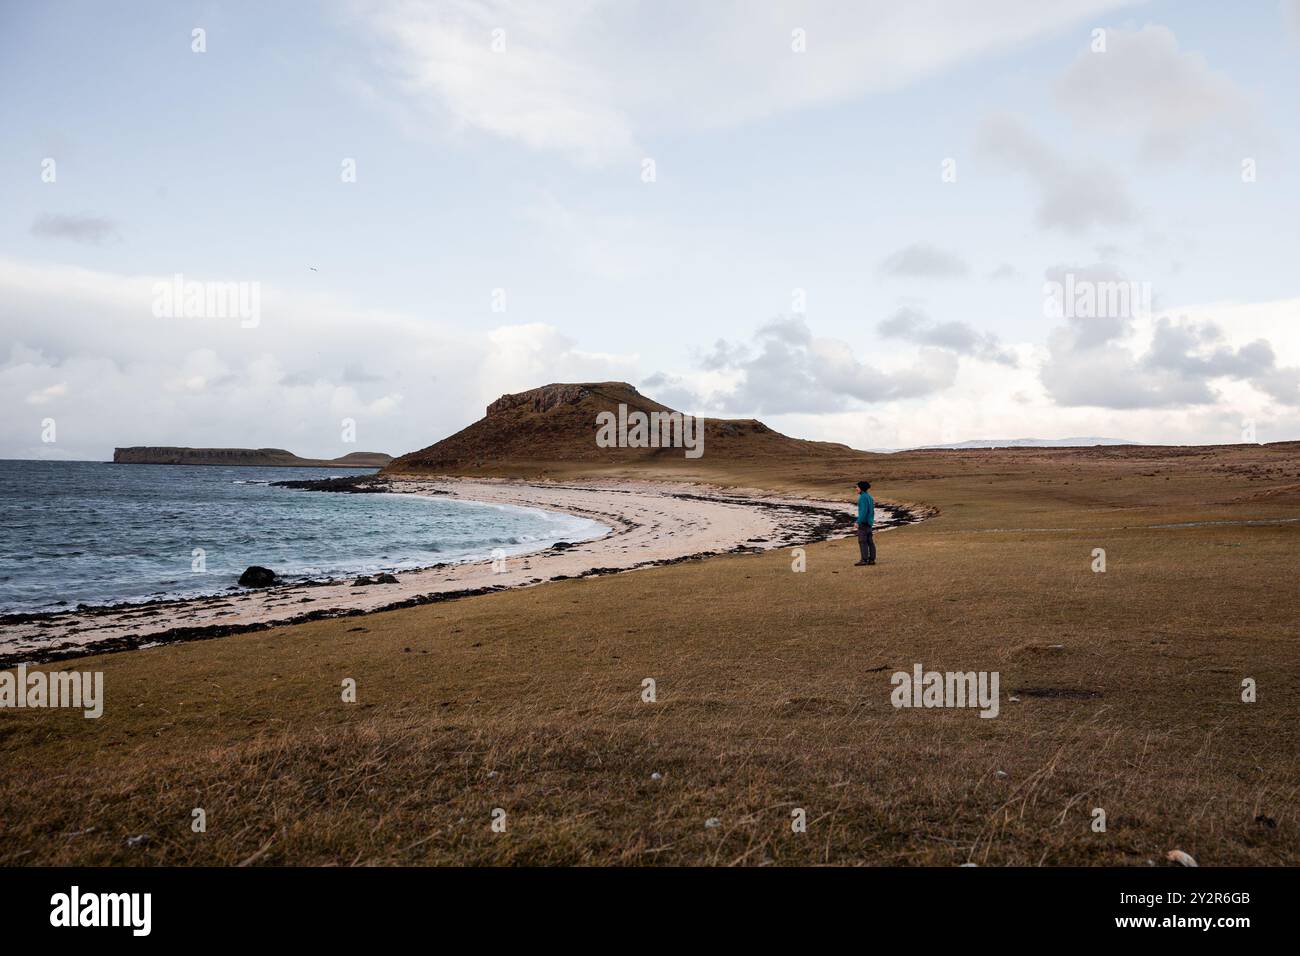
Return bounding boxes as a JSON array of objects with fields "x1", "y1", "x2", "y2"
[{"x1": 385, "y1": 382, "x2": 855, "y2": 474}]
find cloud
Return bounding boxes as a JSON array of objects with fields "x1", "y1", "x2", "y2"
[
  {"x1": 30, "y1": 214, "x2": 119, "y2": 245},
  {"x1": 1042, "y1": 261, "x2": 1142, "y2": 347},
  {"x1": 639, "y1": 371, "x2": 704, "y2": 413},
  {"x1": 358, "y1": 0, "x2": 637, "y2": 165},
  {"x1": 976, "y1": 112, "x2": 1135, "y2": 234},
  {"x1": 1037, "y1": 264, "x2": 1300, "y2": 411},
  {"x1": 676, "y1": 315, "x2": 959, "y2": 415},
  {"x1": 353, "y1": 0, "x2": 1141, "y2": 165},
  {"x1": 878, "y1": 307, "x2": 1017, "y2": 365},
  {"x1": 1042, "y1": 308, "x2": 1300, "y2": 410},
  {"x1": 480, "y1": 322, "x2": 639, "y2": 396},
  {"x1": 24, "y1": 382, "x2": 67, "y2": 405},
  {"x1": 1055, "y1": 25, "x2": 1258, "y2": 162},
  {"x1": 878, "y1": 242, "x2": 968, "y2": 278},
  {"x1": 0, "y1": 258, "x2": 639, "y2": 460},
  {"x1": 697, "y1": 338, "x2": 752, "y2": 372}
]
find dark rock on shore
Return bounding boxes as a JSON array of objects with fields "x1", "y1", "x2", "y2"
[
  {"x1": 238, "y1": 566, "x2": 277, "y2": 587},
  {"x1": 271, "y1": 474, "x2": 393, "y2": 493},
  {"x1": 353, "y1": 573, "x2": 399, "y2": 587}
]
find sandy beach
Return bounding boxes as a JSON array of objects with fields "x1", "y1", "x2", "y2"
[{"x1": 0, "y1": 477, "x2": 900, "y2": 665}]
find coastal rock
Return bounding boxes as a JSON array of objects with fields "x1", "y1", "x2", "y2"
[
  {"x1": 238, "y1": 566, "x2": 277, "y2": 588},
  {"x1": 352, "y1": 576, "x2": 374, "y2": 587},
  {"x1": 486, "y1": 383, "x2": 605, "y2": 416},
  {"x1": 374, "y1": 573, "x2": 399, "y2": 584},
  {"x1": 113, "y1": 446, "x2": 392, "y2": 468}
]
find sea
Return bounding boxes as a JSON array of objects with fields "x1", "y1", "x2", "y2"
[{"x1": 0, "y1": 460, "x2": 606, "y2": 615}]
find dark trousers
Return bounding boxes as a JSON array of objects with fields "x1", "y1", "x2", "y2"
[{"x1": 857, "y1": 525, "x2": 875, "y2": 562}]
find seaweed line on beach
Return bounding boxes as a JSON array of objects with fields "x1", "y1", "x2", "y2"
[{"x1": 0, "y1": 491, "x2": 925, "y2": 668}]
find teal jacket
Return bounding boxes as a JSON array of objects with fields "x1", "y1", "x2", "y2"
[{"x1": 857, "y1": 492, "x2": 874, "y2": 527}]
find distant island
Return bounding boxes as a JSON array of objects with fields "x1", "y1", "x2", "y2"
[
  {"x1": 112, "y1": 447, "x2": 392, "y2": 468},
  {"x1": 911, "y1": 437, "x2": 1139, "y2": 450}
]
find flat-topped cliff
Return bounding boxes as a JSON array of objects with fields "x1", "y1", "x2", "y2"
[
  {"x1": 113, "y1": 447, "x2": 392, "y2": 468},
  {"x1": 384, "y1": 381, "x2": 856, "y2": 475}
]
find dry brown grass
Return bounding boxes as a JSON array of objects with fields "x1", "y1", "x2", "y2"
[{"x1": 1, "y1": 443, "x2": 1297, "y2": 865}]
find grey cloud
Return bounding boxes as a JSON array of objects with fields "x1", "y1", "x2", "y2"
[
  {"x1": 1042, "y1": 262, "x2": 1140, "y2": 348},
  {"x1": 30, "y1": 214, "x2": 119, "y2": 245},
  {"x1": 879, "y1": 242, "x2": 968, "y2": 278},
  {"x1": 977, "y1": 113, "x2": 1135, "y2": 234},
  {"x1": 639, "y1": 371, "x2": 703, "y2": 413},
  {"x1": 691, "y1": 316, "x2": 959, "y2": 415},
  {"x1": 696, "y1": 339, "x2": 751, "y2": 371},
  {"x1": 877, "y1": 307, "x2": 1017, "y2": 366},
  {"x1": 1042, "y1": 311, "x2": 1300, "y2": 409},
  {"x1": 1055, "y1": 25, "x2": 1257, "y2": 162},
  {"x1": 358, "y1": 0, "x2": 1148, "y2": 167},
  {"x1": 342, "y1": 362, "x2": 385, "y2": 384}
]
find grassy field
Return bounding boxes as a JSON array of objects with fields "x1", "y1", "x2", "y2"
[{"x1": 1, "y1": 443, "x2": 1297, "y2": 865}]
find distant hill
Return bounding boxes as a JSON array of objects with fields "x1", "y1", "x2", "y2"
[
  {"x1": 385, "y1": 382, "x2": 854, "y2": 474},
  {"x1": 884, "y1": 437, "x2": 1140, "y2": 452},
  {"x1": 113, "y1": 447, "x2": 392, "y2": 468}
]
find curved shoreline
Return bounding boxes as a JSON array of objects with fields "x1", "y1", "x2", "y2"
[
  {"x1": 0, "y1": 477, "x2": 915, "y2": 667},
  {"x1": 0, "y1": 481, "x2": 609, "y2": 620}
]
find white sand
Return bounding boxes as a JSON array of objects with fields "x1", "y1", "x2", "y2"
[{"x1": 2, "y1": 477, "x2": 895, "y2": 662}]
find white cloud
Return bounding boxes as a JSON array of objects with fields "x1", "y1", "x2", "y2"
[
  {"x1": 1042, "y1": 298, "x2": 1300, "y2": 409},
  {"x1": 358, "y1": 0, "x2": 637, "y2": 165},
  {"x1": 24, "y1": 382, "x2": 67, "y2": 405},
  {"x1": 7, "y1": 257, "x2": 1297, "y2": 462},
  {"x1": 352, "y1": 0, "x2": 1141, "y2": 165},
  {"x1": 665, "y1": 315, "x2": 962, "y2": 415},
  {"x1": 0, "y1": 258, "x2": 636, "y2": 460},
  {"x1": 1055, "y1": 25, "x2": 1259, "y2": 162},
  {"x1": 479, "y1": 323, "x2": 640, "y2": 398}
]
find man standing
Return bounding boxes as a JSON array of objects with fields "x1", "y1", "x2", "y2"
[{"x1": 855, "y1": 480, "x2": 876, "y2": 566}]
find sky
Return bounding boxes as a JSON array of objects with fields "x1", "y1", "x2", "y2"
[{"x1": 2, "y1": 0, "x2": 1299, "y2": 460}]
